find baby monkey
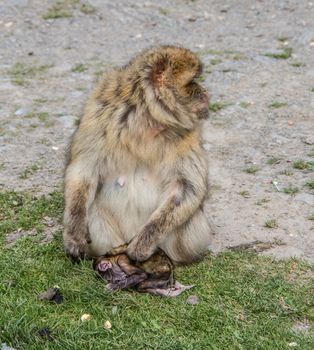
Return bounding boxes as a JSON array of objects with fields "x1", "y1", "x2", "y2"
[{"x1": 93, "y1": 245, "x2": 193, "y2": 297}]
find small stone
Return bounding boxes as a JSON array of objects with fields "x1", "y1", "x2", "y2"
[
  {"x1": 2, "y1": 343, "x2": 16, "y2": 350},
  {"x1": 186, "y1": 295, "x2": 199, "y2": 305},
  {"x1": 104, "y1": 320, "x2": 112, "y2": 329},
  {"x1": 302, "y1": 136, "x2": 314, "y2": 145},
  {"x1": 288, "y1": 342, "x2": 298, "y2": 347},
  {"x1": 295, "y1": 193, "x2": 314, "y2": 206},
  {"x1": 292, "y1": 319, "x2": 311, "y2": 332},
  {"x1": 43, "y1": 216, "x2": 55, "y2": 227},
  {"x1": 59, "y1": 115, "x2": 76, "y2": 129},
  {"x1": 38, "y1": 287, "x2": 63, "y2": 304},
  {"x1": 81, "y1": 313, "x2": 92, "y2": 322},
  {"x1": 14, "y1": 108, "x2": 31, "y2": 117}
]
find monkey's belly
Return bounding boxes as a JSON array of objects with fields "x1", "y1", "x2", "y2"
[{"x1": 97, "y1": 170, "x2": 160, "y2": 242}]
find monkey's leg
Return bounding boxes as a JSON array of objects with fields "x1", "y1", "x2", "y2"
[
  {"x1": 127, "y1": 149, "x2": 209, "y2": 262},
  {"x1": 160, "y1": 208, "x2": 212, "y2": 264},
  {"x1": 87, "y1": 202, "x2": 125, "y2": 257}
]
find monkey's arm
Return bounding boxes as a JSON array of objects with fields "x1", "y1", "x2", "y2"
[
  {"x1": 127, "y1": 148, "x2": 208, "y2": 262},
  {"x1": 63, "y1": 142, "x2": 101, "y2": 261}
]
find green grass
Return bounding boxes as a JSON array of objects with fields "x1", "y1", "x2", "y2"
[
  {"x1": 282, "y1": 186, "x2": 299, "y2": 196},
  {"x1": 245, "y1": 166, "x2": 260, "y2": 174},
  {"x1": 277, "y1": 36, "x2": 290, "y2": 42},
  {"x1": 306, "y1": 180, "x2": 314, "y2": 190},
  {"x1": 195, "y1": 75, "x2": 206, "y2": 83},
  {"x1": 0, "y1": 191, "x2": 314, "y2": 349},
  {"x1": 43, "y1": 0, "x2": 97, "y2": 18},
  {"x1": 210, "y1": 58, "x2": 222, "y2": 65},
  {"x1": 293, "y1": 160, "x2": 314, "y2": 171},
  {"x1": 290, "y1": 62, "x2": 305, "y2": 67},
  {"x1": 239, "y1": 101, "x2": 251, "y2": 108},
  {"x1": 80, "y1": 3, "x2": 96, "y2": 14},
  {"x1": 43, "y1": 0, "x2": 79, "y2": 19},
  {"x1": 72, "y1": 64, "x2": 88, "y2": 73},
  {"x1": 267, "y1": 157, "x2": 281, "y2": 165},
  {"x1": 9, "y1": 63, "x2": 51, "y2": 86},
  {"x1": 19, "y1": 164, "x2": 41, "y2": 180},
  {"x1": 264, "y1": 219, "x2": 279, "y2": 229},
  {"x1": 255, "y1": 198, "x2": 271, "y2": 206},
  {"x1": 209, "y1": 101, "x2": 232, "y2": 112},
  {"x1": 239, "y1": 190, "x2": 250, "y2": 198},
  {"x1": 264, "y1": 48, "x2": 293, "y2": 60},
  {"x1": 280, "y1": 170, "x2": 293, "y2": 176},
  {"x1": 269, "y1": 101, "x2": 288, "y2": 109}
]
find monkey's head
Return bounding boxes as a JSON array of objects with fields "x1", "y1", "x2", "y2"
[{"x1": 136, "y1": 46, "x2": 210, "y2": 130}]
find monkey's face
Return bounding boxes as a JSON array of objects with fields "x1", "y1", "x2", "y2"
[{"x1": 181, "y1": 80, "x2": 210, "y2": 120}]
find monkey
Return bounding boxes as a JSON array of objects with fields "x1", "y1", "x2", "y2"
[
  {"x1": 93, "y1": 244, "x2": 193, "y2": 296},
  {"x1": 63, "y1": 45, "x2": 212, "y2": 265},
  {"x1": 93, "y1": 244, "x2": 174, "y2": 292}
]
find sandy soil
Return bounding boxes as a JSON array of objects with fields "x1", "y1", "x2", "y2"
[{"x1": 0, "y1": 0, "x2": 313, "y2": 261}]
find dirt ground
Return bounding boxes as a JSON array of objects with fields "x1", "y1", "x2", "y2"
[{"x1": 0, "y1": 0, "x2": 313, "y2": 261}]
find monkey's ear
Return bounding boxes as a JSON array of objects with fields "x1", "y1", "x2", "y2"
[{"x1": 151, "y1": 55, "x2": 172, "y2": 87}]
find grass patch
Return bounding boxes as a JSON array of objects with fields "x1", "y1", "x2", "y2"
[
  {"x1": 267, "y1": 157, "x2": 281, "y2": 165},
  {"x1": 9, "y1": 63, "x2": 51, "y2": 86},
  {"x1": 239, "y1": 101, "x2": 251, "y2": 108},
  {"x1": 264, "y1": 219, "x2": 279, "y2": 229},
  {"x1": 277, "y1": 36, "x2": 290, "y2": 42},
  {"x1": 80, "y1": 3, "x2": 96, "y2": 14},
  {"x1": 290, "y1": 62, "x2": 305, "y2": 67},
  {"x1": 0, "y1": 192, "x2": 314, "y2": 349},
  {"x1": 245, "y1": 166, "x2": 259, "y2": 174},
  {"x1": 282, "y1": 186, "x2": 299, "y2": 196},
  {"x1": 264, "y1": 47, "x2": 293, "y2": 60},
  {"x1": 209, "y1": 101, "x2": 232, "y2": 112},
  {"x1": 38, "y1": 112, "x2": 49, "y2": 122},
  {"x1": 0, "y1": 191, "x2": 63, "y2": 234},
  {"x1": 306, "y1": 180, "x2": 314, "y2": 190},
  {"x1": 256, "y1": 198, "x2": 270, "y2": 206},
  {"x1": 238, "y1": 190, "x2": 250, "y2": 198},
  {"x1": 311, "y1": 87, "x2": 314, "y2": 92},
  {"x1": 269, "y1": 101, "x2": 288, "y2": 109},
  {"x1": 43, "y1": 0, "x2": 79, "y2": 19},
  {"x1": 196, "y1": 75, "x2": 206, "y2": 83},
  {"x1": 19, "y1": 164, "x2": 41, "y2": 180},
  {"x1": 72, "y1": 64, "x2": 88, "y2": 73},
  {"x1": 280, "y1": 170, "x2": 293, "y2": 176},
  {"x1": 308, "y1": 215, "x2": 314, "y2": 221},
  {"x1": 210, "y1": 58, "x2": 222, "y2": 65},
  {"x1": 293, "y1": 160, "x2": 314, "y2": 171}
]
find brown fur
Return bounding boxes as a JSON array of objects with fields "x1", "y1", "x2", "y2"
[{"x1": 63, "y1": 45, "x2": 212, "y2": 264}]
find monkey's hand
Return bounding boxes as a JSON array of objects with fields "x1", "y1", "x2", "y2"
[
  {"x1": 64, "y1": 234, "x2": 89, "y2": 262},
  {"x1": 127, "y1": 228, "x2": 158, "y2": 262}
]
